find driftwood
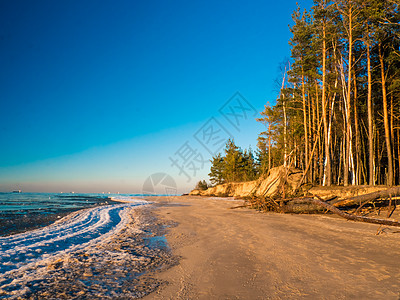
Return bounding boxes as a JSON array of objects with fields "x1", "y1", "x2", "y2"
[{"x1": 306, "y1": 195, "x2": 400, "y2": 227}]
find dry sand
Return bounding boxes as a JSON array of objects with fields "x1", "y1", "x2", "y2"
[{"x1": 143, "y1": 195, "x2": 400, "y2": 299}]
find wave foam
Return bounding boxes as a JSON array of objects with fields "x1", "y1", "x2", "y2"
[{"x1": 0, "y1": 200, "x2": 148, "y2": 298}]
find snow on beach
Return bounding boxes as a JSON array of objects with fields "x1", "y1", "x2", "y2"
[{"x1": 0, "y1": 197, "x2": 174, "y2": 298}]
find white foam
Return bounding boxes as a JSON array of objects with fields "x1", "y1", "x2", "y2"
[
  {"x1": 0, "y1": 200, "x2": 148, "y2": 298},
  {"x1": 110, "y1": 196, "x2": 149, "y2": 204}
]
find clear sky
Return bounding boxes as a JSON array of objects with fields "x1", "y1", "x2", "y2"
[{"x1": 0, "y1": 0, "x2": 313, "y2": 194}]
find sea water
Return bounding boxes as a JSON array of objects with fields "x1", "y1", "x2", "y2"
[
  {"x1": 0, "y1": 192, "x2": 145, "y2": 236},
  {"x1": 0, "y1": 193, "x2": 153, "y2": 298}
]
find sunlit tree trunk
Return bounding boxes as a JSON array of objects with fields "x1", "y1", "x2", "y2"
[
  {"x1": 307, "y1": 83, "x2": 313, "y2": 181},
  {"x1": 379, "y1": 43, "x2": 394, "y2": 186},
  {"x1": 301, "y1": 65, "x2": 309, "y2": 180},
  {"x1": 398, "y1": 128, "x2": 400, "y2": 185},
  {"x1": 268, "y1": 123, "x2": 271, "y2": 171},
  {"x1": 343, "y1": 5, "x2": 353, "y2": 186},
  {"x1": 280, "y1": 65, "x2": 288, "y2": 167},
  {"x1": 283, "y1": 99, "x2": 288, "y2": 167},
  {"x1": 353, "y1": 56, "x2": 360, "y2": 185},
  {"x1": 312, "y1": 83, "x2": 317, "y2": 182},
  {"x1": 367, "y1": 43, "x2": 374, "y2": 185},
  {"x1": 322, "y1": 22, "x2": 331, "y2": 186},
  {"x1": 390, "y1": 94, "x2": 394, "y2": 184}
]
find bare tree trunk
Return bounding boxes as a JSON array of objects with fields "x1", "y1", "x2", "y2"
[
  {"x1": 316, "y1": 81, "x2": 323, "y2": 184},
  {"x1": 307, "y1": 83, "x2": 313, "y2": 182},
  {"x1": 338, "y1": 138, "x2": 344, "y2": 184},
  {"x1": 376, "y1": 127, "x2": 381, "y2": 184},
  {"x1": 367, "y1": 43, "x2": 374, "y2": 185},
  {"x1": 282, "y1": 113, "x2": 288, "y2": 168},
  {"x1": 344, "y1": 6, "x2": 353, "y2": 186},
  {"x1": 390, "y1": 94, "x2": 395, "y2": 184},
  {"x1": 312, "y1": 84, "x2": 317, "y2": 183},
  {"x1": 268, "y1": 123, "x2": 271, "y2": 171},
  {"x1": 379, "y1": 43, "x2": 394, "y2": 186},
  {"x1": 331, "y1": 186, "x2": 400, "y2": 207},
  {"x1": 353, "y1": 56, "x2": 360, "y2": 185},
  {"x1": 322, "y1": 23, "x2": 331, "y2": 186},
  {"x1": 339, "y1": 55, "x2": 351, "y2": 186},
  {"x1": 360, "y1": 120, "x2": 368, "y2": 184},
  {"x1": 309, "y1": 196, "x2": 400, "y2": 227},
  {"x1": 398, "y1": 128, "x2": 400, "y2": 185},
  {"x1": 301, "y1": 65, "x2": 309, "y2": 181}
]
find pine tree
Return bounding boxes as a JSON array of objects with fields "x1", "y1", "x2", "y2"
[
  {"x1": 209, "y1": 153, "x2": 225, "y2": 186},
  {"x1": 223, "y1": 139, "x2": 244, "y2": 182},
  {"x1": 195, "y1": 180, "x2": 209, "y2": 190},
  {"x1": 242, "y1": 147, "x2": 257, "y2": 181},
  {"x1": 255, "y1": 139, "x2": 269, "y2": 177}
]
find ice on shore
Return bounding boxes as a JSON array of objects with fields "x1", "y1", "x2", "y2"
[{"x1": 0, "y1": 198, "x2": 173, "y2": 299}]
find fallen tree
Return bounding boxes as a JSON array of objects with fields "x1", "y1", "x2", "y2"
[
  {"x1": 330, "y1": 186, "x2": 400, "y2": 207},
  {"x1": 308, "y1": 195, "x2": 400, "y2": 227},
  {"x1": 245, "y1": 187, "x2": 400, "y2": 227}
]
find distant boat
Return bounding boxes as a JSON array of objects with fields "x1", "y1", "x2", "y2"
[{"x1": 12, "y1": 190, "x2": 22, "y2": 193}]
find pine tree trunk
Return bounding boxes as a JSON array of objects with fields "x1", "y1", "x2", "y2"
[
  {"x1": 367, "y1": 43, "x2": 374, "y2": 185},
  {"x1": 379, "y1": 43, "x2": 394, "y2": 186},
  {"x1": 281, "y1": 66, "x2": 288, "y2": 167},
  {"x1": 268, "y1": 123, "x2": 271, "y2": 171},
  {"x1": 312, "y1": 85, "x2": 317, "y2": 183},
  {"x1": 316, "y1": 81, "x2": 323, "y2": 184},
  {"x1": 376, "y1": 127, "x2": 381, "y2": 184},
  {"x1": 398, "y1": 128, "x2": 400, "y2": 185},
  {"x1": 322, "y1": 23, "x2": 331, "y2": 186},
  {"x1": 307, "y1": 83, "x2": 313, "y2": 182},
  {"x1": 301, "y1": 66, "x2": 309, "y2": 181},
  {"x1": 344, "y1": 6, "x2": 353, "y2": 186},
  {"x1": 353, "y1": 56, "x2": 360, "y2": 185},
  {"x1": 390, "y1": 94, "x2": 395, "y2": 184}
]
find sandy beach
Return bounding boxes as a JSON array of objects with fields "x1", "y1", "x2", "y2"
[{"x1": 143, "y1": 195, "x2": 400, "y2": 299}]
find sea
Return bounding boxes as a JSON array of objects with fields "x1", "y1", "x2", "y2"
[
  {"x1": 0, "y1": 192, "x2": 172, "y2": 298},
  {"x1": 0, "y1": 192, "x2": 146, "y2": 236}
]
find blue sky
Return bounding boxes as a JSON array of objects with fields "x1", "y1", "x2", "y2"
[{"x1": 0, "y1": 0, "x2": 313, "y2": 193}]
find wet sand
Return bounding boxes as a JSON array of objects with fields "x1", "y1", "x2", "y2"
[{"x1": 143, "y1": 195, "x2": 400, "y2": 299}]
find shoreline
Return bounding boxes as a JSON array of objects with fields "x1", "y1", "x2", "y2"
[
  {"x1": 22, "y1": 204, "x2": 178, "y2": 299},
  {"x1": 0, "y1": 200, "x2": 176, "y2": 299}
]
